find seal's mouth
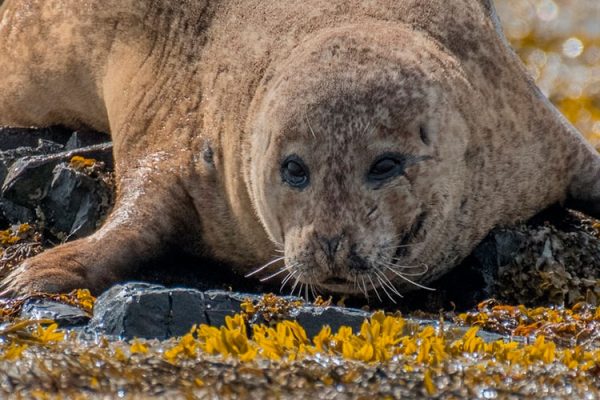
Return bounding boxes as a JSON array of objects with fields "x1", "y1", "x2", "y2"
[
  {"x1": 321, "y1": 277, "x2": 350, "y2": 285},
  {"x1": 316, "y1": 276, "x2": 361, "y2": 294}
]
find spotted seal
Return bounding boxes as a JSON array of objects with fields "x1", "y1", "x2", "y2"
[{"x1": 1, "y1": 0, "x2": 598, "y2": 298}]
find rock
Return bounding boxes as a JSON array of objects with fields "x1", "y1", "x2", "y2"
[
  {"x1": 89, "y1": 283, "x2": 371, "y2": 340},
  {"x1": 65, "y1": 131, "x2": 110, "y2": 150},
  {"x1": 202, "y1": 290, "x2": 246, "y2": 327},
  {"x1": 470, "y1": 229, "x2": 527, "y2": 295},
  {"x1": 89, "y1": 283, "x2": 208, "y2": 339},
  {"x1": 0, "y1": 126, "x2": 72, "y2": 151},
  {"x1": 41, "y1": 163, "x2": 112, "y2": 238},
  {"x1": 20, "y1": 299, "x2": 90, "y2": 326},
  {"x1": 0, "y1": 139, "x2": 65, "y2": 185},
  {"x1": 88, "y1": 283, "x2": 509, "y2": 343},
  {"x1": 2, "y1": 142, "x2": 113, "y2": 207},
  {"x1": 293, "y1": 306, "x2": 369, "y2": 338},
  {"x1": 65, "y1": 133, "x2": 82, "y2": 151},
  {"x1": 0, "y1": 199, "x2": 34, "y2": 226}
]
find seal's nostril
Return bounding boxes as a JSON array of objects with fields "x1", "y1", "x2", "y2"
[{"x1": 318, "y1": 235, "x2": 342, "y2": 260}]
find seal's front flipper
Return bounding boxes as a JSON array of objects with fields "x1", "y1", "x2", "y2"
[
  {"x1": 566, "y1": 139, "x2": 600, "y2": 218},
  {"x1": 0, "y1": 156, "x2": 199, "y2": 296}
]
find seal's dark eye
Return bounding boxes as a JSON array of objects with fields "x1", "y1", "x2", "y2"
[
  {"x1": 281, "y1": 155, "x2": 310, "y2": 189},
  {"x1": 367, "y1": 154, "x2": 405, "y2": 182}
]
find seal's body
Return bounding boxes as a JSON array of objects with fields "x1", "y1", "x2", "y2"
[{"x1": 1, "y1": 0, "x2": 599, "y2": 297}]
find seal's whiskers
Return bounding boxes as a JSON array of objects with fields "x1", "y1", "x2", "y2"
[
  {"x1": 381, "y1": 241, "x2": 423, "y2": 251},
  {"x1": 382, "y1": 262, "x2": 429, "y2": 276},
  {"x1": 367, "y1": 274, "x2": 383, "y2": 302},
  {"x1": 383, "y1": 265, "x2": 436, "y2": 291},
  {"x1": 259, "y1": 263, "x2": 296, "y2": 282},
  {"x1": 290, "y1": 274, "x2": 302, "y2": 297},
  {"x1": 373, "y1": 266, "x2": 403, "y2": 298},
  {"x1": 360, "y1": 276, "x2": 369, "y2": 300},
  {"x1": 304, "y1": 114, "x2": 318, "y2": 139},
  {"x1": 280, "y1": 269, "x2": 297, "y2": 292},
  {"x1": 245, "y1": 256, "x2": 285, "y2": 277},
  {"x1": 373, "y1": 272, "x2": 398, "y2": 304},
  {"x1": 309, "y1": 281, "x2": 318, "y2": 300}
]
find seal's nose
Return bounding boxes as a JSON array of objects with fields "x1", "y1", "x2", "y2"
[{"x1": 318, "y1": 235, "x2": 342, "y2": 262}]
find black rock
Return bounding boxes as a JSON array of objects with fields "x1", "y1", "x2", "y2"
[
  {"x1": 0, "y1": 126, "x2": 72, "y2": 152},
  {"x1": 88, "y1": 283, "x2": 508, "y2": 343},
  {"x1": 89, "y1": 283, "x2": 208, "y2": 339},
  {"x1": 471, "y1": 229, "x2": 526, "y2": 292},
  {"x1": 20, "y1": 299, "x2": 90, "y2": 326},
  {"x1": 41, "y1": 163, "x2": 111, "y2": 238},
  {"x1": 65, "y1": 131, "x2": 110, "y2": 150},
  {"x1": 65, "y1": 133, "x2": 81, "y2": 151},
  {"x1": 202, "y1": 290, "x2": 248, "y2": 328},
  {"x1": 0, "y1": 139, "x2": 65, "y2": 185},
  {"x1": 2, "y1": 142, "x2": 113, "y2": 207},
  {"x1": 0, "y1": 199, "x2": 34, "y2": 226},
  {"x1": 293, "y1": 306, "x2": 369, "y2": 338},
  {"x1": 89, "y1": 283, "x2": 373, "y2": 340}
]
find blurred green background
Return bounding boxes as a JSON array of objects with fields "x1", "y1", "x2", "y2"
[{"x1": 497, "y1": 0, "x2": 600, "y2": 147}]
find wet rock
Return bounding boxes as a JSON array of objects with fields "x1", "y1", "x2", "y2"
[
  {"x1": 89, "y1": 283, "x2": 207, "y2": 339},
  {"x1": 0, "y1": 126, "x2": 72, "y2": 151},
  {"x1": 89, "y1": 284, "x2": 285, "y2": 339},
  {"x1": 89, "y1": 283, "x2": 373, "y2": 340},
  {"x1": 202, "y1": 290, "x2": 247, "y2": 328},
  {"x1": 0, "y1": 199, "x2": 34, "y2": 226},
  {"x1": 41, "y1": 163, "x2": 112, "y2": 238},
  {"x1": 2, "y1": 142, "x2": 113, "y2": 208},
  {"x1": 293, "y1": 306, "x2": 369, "y2": 338},
  {"x1": 65, "y1": 131, "x2": 110, "y2": 150},
  {"x1": 65, "y1": 132, "x2": 83, "y2": 151},
  {"x1": 0, "y1": 139, "x2": 64, "y2": 185},
  {"x1": 89, "y1": 283, "x2": 510, "y2": 342},
  {"x1": 470, "y1": 230, "x2": 527, "y2": 296},
  {"x1": 20, "y1": 299, "x2": 90, "y2": 326},
  {"x1": 402, "y1": 207, "x2": 600, "y2": 311}
]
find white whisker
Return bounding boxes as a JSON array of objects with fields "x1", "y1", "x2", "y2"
[
  {"x1": 290, "y1": 274, "x2": 302, "y2": 296},
  {"x1": 259, "y1": 263, "x2": 295, "y2": 282},
  {"x1": 304, "y1": 283, "x2": 309, "y2": 302},
  {"x1": 385, "y1": 258, "x2": 429, "y2": 275},
  {"x1": 360, "y1": 276, "x2": 369, "y2": 300},
  {"x1": 381, "y1": 262, "x2": 428, "y2": 276},
  {"x1": 383, "y1": 265, "x2": 436, "y2": 291},
  {"x1": 361, "y1": 120, "x2": 371, "y2": 136},
  {"x1": 280, "y1": 270, "x2": 297, "y2": 292},
  {"x1": 309, "y1": 282, "x2": 317, "y2": 300},
  {"x1": 245, "y1": 256, "x2": 285, "y2": 277},
  {"x1": 376, "y1": 275, "x2": 397, "y2": 304},
  {"x1": 373, "y1": 267, "x2": 404, "y2": 298},
  {"x1": 367, "y1": 274, "x2": 382, "y2": 302},
  {"x1": 305, "y1": 115, "x2": 317, "y2": 139}
]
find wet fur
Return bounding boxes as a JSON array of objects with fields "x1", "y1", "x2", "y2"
[{"x1": 0, "y1": 0, "x2": 598, "y2": 296}]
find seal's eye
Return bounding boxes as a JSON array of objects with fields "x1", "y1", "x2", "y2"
[
  {"x1": 281, "y1": 155, "x2": 310, "y2": 189},
  {"x1": 368, "y1": 154, "x2": 405, "y2": 182}
]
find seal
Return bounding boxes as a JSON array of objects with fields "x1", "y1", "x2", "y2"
[{"x1": 1, "y1": 0, "x2": 599, "y2": 299}]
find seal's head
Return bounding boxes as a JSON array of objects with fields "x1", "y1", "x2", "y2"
[{"x1": 246, "y1": 23, "x2": 479, "y2": 298}]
